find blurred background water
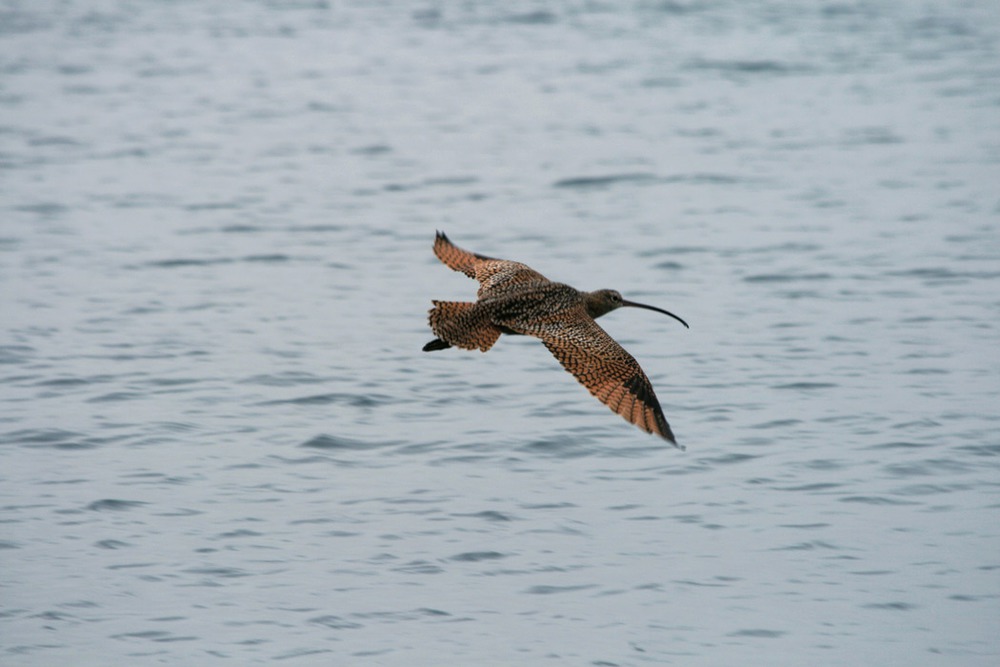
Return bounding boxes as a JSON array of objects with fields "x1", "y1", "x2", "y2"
[{"x1": 2, "y1": 1, "x2": 999, "y2": 665}]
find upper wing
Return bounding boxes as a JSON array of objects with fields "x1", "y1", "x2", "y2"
[
  {"x1": 433, "y1": 231, "x2": 548, "y2": 298},
  {"x1": 537, "y1": 310, "x2": 680, "y2": 447}
]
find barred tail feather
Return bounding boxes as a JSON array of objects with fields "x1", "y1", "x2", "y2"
[{"x1": 427, "y1": 301, "x2": 501, "y2": 352}]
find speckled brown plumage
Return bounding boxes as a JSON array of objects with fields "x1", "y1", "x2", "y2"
[{"x1": 424, "y1": 231, "x2": 688, "y2": 449}]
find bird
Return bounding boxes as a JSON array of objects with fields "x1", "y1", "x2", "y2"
[{"x1": 422, "y1": 231, "x2": 688, "y2": 448}]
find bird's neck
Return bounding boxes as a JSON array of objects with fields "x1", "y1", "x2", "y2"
[{"x1": 583, "y1": 291, "x2": 614, "y2": 319}]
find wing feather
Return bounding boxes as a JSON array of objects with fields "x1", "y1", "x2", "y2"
[
  {"x1": 538, "y1": 312, "x2": 680, "y2": 447},
  {"x1": 432, "y1": 231, "x2": 548, "y2": 299}
]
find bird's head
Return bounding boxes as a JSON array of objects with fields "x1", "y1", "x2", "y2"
[{"x1": 584, "y1": 289, "x2": 689, "y2": 328}]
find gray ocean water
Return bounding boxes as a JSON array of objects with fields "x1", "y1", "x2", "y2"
[{"x1": 2, "y1": 1, "x2": 999, "y2": 665}]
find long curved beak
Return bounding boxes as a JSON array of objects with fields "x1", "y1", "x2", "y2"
[{"x1": 621, "y1": 299, "x2": 689, "y2": 329}]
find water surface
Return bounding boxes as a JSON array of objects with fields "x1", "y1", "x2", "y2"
[{"x1": 2, "y1": 1, "x2": 999, "y2": 665}]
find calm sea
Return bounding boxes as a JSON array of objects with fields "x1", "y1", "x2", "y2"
[{"x1": 2, "y1": 1, "x2": 999, "y2": 665}]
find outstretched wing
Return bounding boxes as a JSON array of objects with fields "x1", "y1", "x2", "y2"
[
  {"x1": 537, "y1": 310, "x2": 680, "y2": 447},
  {"x1": 432, "y1": 231, "x2": 548, "y2": 298}
]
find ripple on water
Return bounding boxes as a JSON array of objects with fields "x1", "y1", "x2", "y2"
[
  {"x1": 3, "y1": 428, "x2": 115, "y2": 450},
  {"x1": 523, "y1": 584, "x2": 599, "y2": 595},
  {"x1": 299, "y1": 434, "x2": 398, "y2": 451},
  {"x1": 85, "y1": 499, "x2": 148, "y2": 512},
  {"x1": 240, "y1": 372, "x2": 328, "y2": 386},
  {"x1": 448, "y1": 551, "x2": 507, "y2": 562},
  {"x1": 2, "y1": 1, "x2": 998, "y2": 664},
  {"x1": 728, "y1": 628, "x2": 787, "y2": 638},
  {"x1": 260, "y1": 392, "x2": 395, "y2": 408},
  {"x1": 866, "y1": 440, "x2": 937, "y2": 450}
]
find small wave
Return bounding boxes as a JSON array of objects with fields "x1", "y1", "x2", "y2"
[
  {"x1": 773, "y1": 382, "x2": 837, "y2": 390},
  {"x1": 499, "y1": 10, "x2": 557, "y2": 25},
  {"x1": 553, "y1": 173, "x2": 660, "y2": 189},
  {"x1": 241, "y1": 372, "x2": 327, "y2": 387},
  {"x1": 144, "y1": 254, "x2": 292, "y2": 268},
  {"x1": 744, "y1": 273, "x2": 832, "y2": 283},
  {"x1": 687, "y1": 58, "x2": 815, "y2": 75},
  {"x1": 523, "y1": 584, "x2": 597, "y2": 595},
  {"x1": 86, "y1": 499, "x2": 148, "y2": 511},
  {"x1": 770, "y1": 540, "x2": 842, "y2": 551},
  {"x1": 452, "y1": 510, "x2": 515, "y2": 522},
  {"x1": 867, "y1": 440, "x2": 935, "y2": 450},
  {"x1": 449, "y1": 551, "x2": 507, "y2": 562},
  {"x1": 262, "y1": 392, "x2": 392, "y2": 407},
  {"x1": 308, "y1": 615, "x2": 364, "y2": 629},
  {"x1": 300, "y1": 434, "x2": 394, "y2": 450},
  {"x1": 862, "y1": 602, "x2": 917, "y2": 611},
  {"x1": 0, "y1": 345, "x2": 34, "y2": 364},
  {"x1": 4, "y1": 428, "x2": 100, "y2": 450},
  {"x1": 839, "y1": 496, "x2": 918, "y2": 505},
  {"x1": 727, "y1": 629, "x2": 786, "y2": 638}
]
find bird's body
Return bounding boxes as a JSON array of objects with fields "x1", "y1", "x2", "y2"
[{"x1": 423, "y1": 232, "x2": 687, "y2": 448}]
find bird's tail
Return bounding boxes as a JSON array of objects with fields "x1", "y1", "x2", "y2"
[{"x1": 426, "y1": 301, "x2": 501, "y2": 352}]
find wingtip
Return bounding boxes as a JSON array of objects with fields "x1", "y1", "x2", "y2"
[
  {"x1": 648, "y1": 406, "x2": 683, "y2": 450},
  {"x1": 659, "y1": 430, "x2": 685, "y2": 450}
]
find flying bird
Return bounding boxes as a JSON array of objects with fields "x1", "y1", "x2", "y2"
[{"x1": 422, "y1": 232, "x2": 688, "y2": 448}]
